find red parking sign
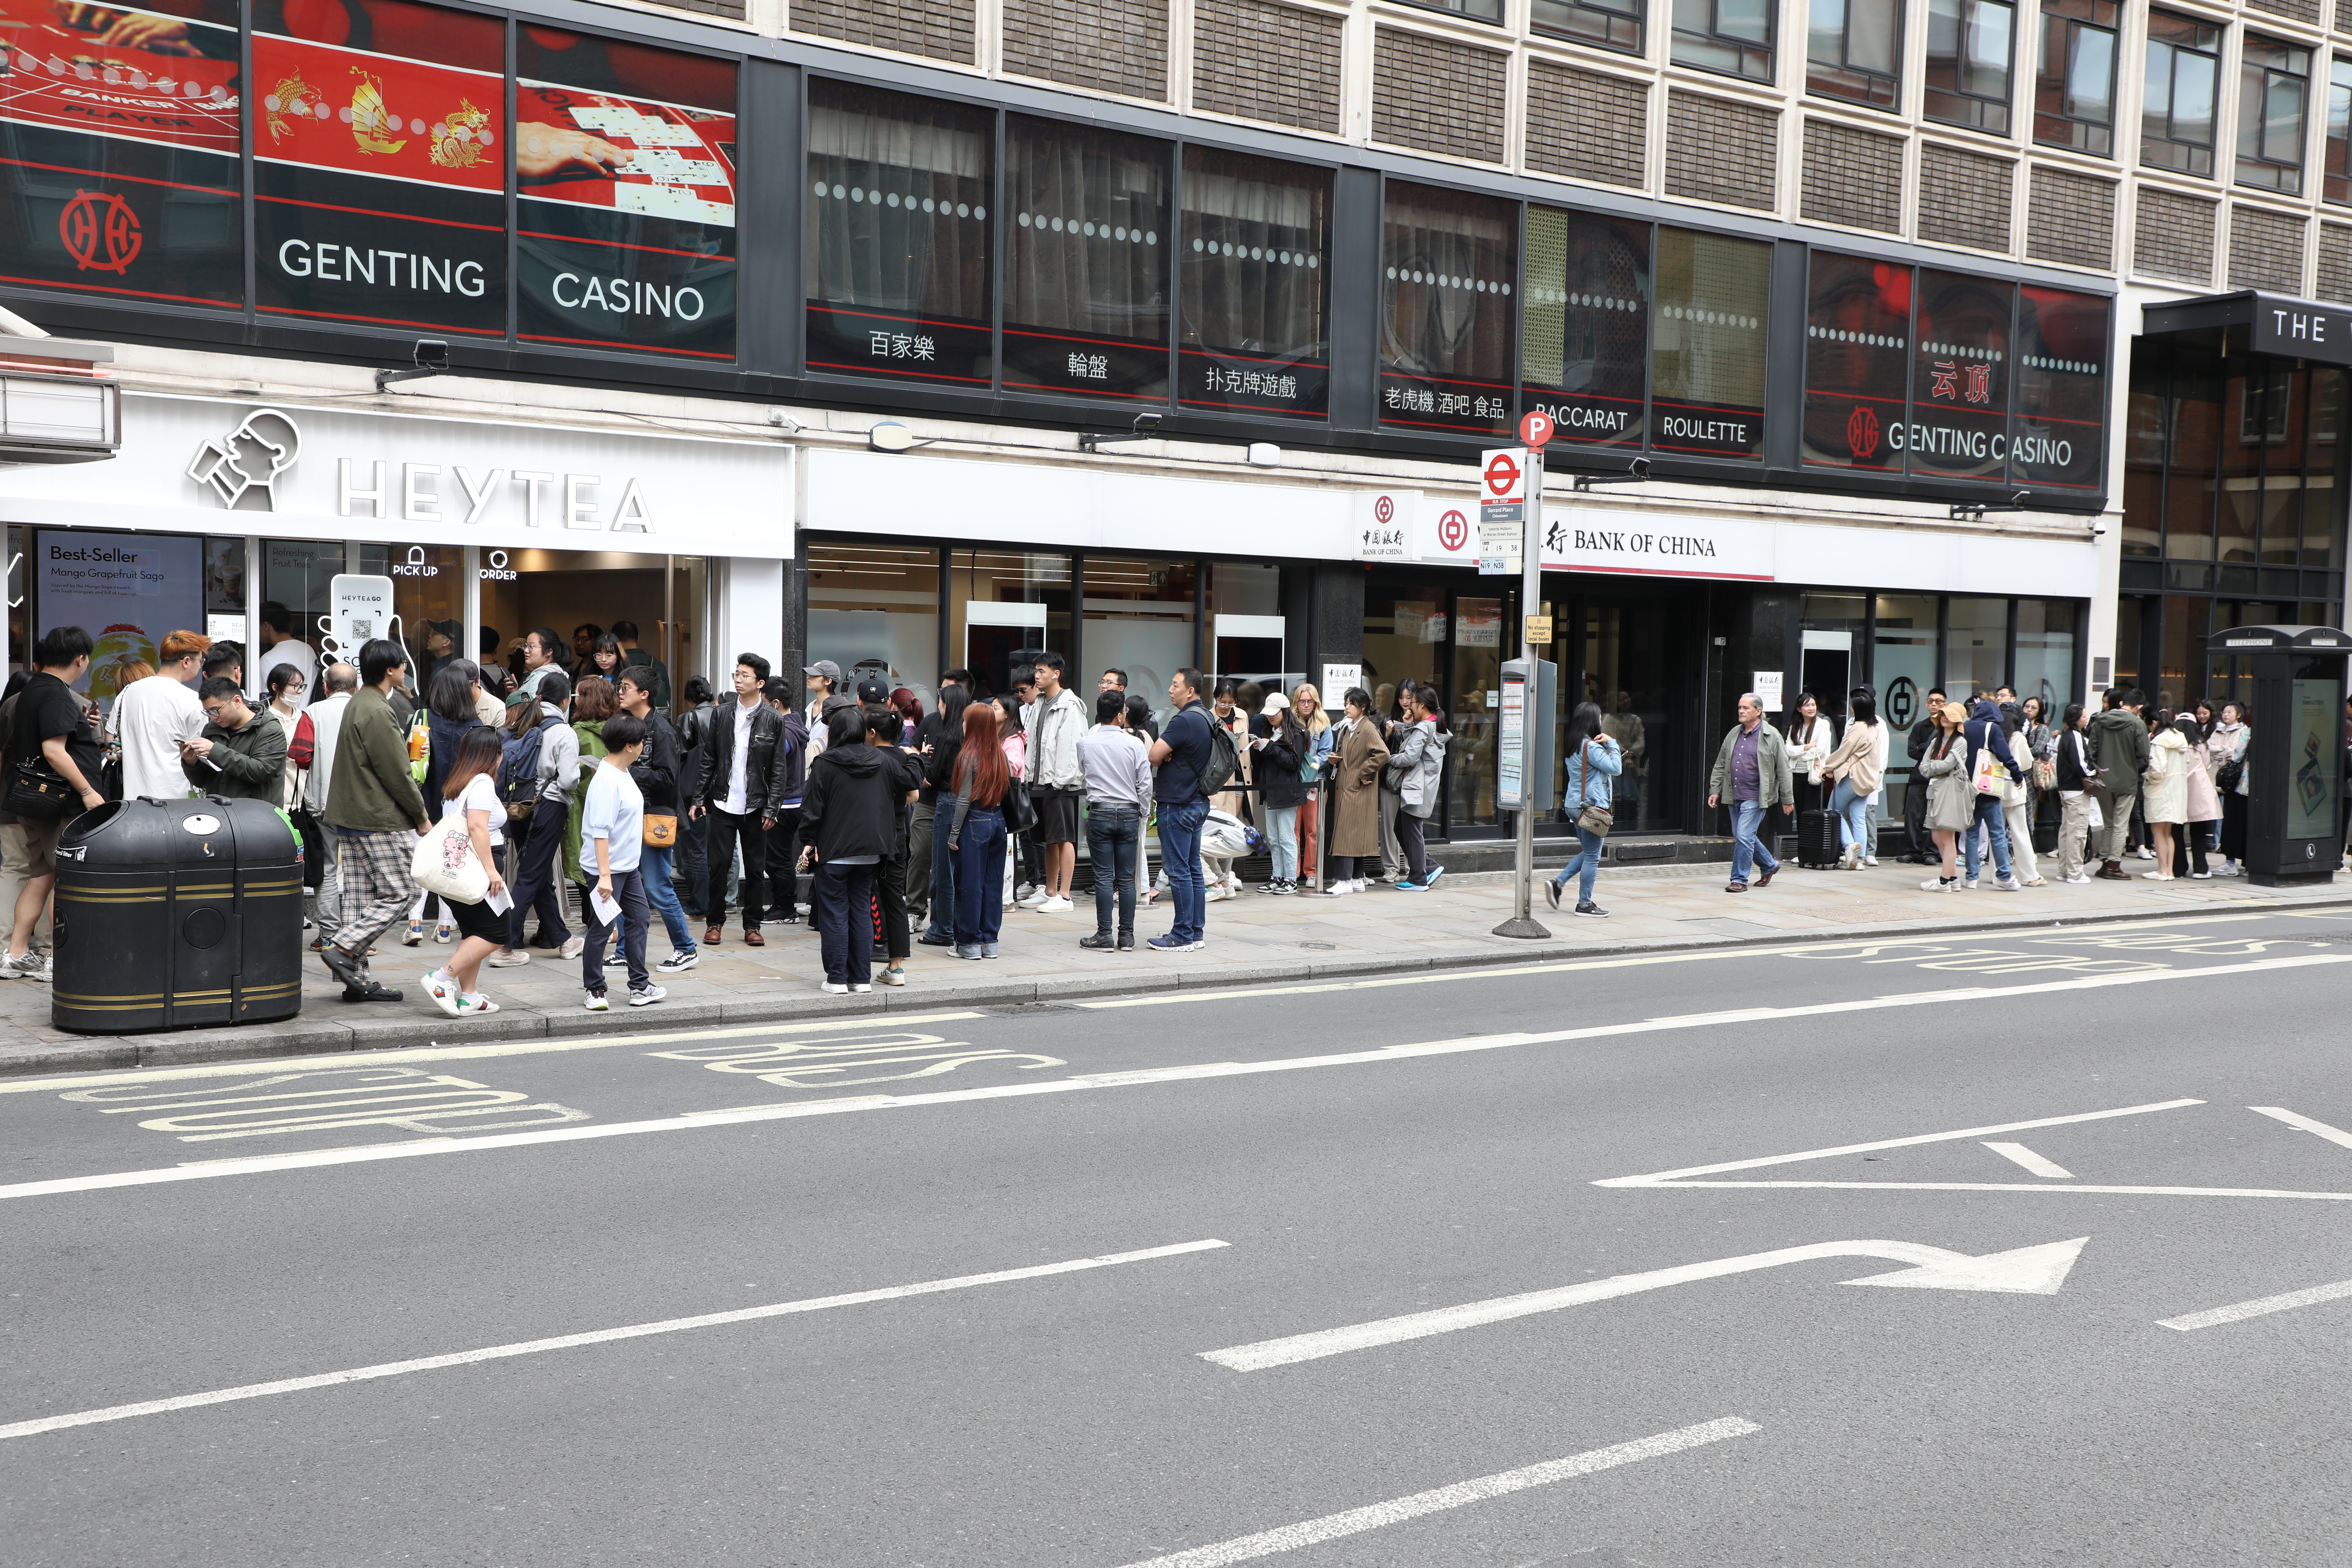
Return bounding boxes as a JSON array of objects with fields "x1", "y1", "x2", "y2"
[{"x1": 1518, "y1": 410, "x2": 1554, "y2": 449}]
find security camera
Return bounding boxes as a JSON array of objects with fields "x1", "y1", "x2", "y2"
[
  {"x1": 1082, "y1": 411, "x2": 1169, "y2": 453},
  {"x1": 1132, "y1": 413, "x2": 1164, "y2": 436},
  {"x1": 1628, "y1": 457, "x2": 1651, "y2": 481},
  {"x1": 413, "y1": 338, "x2": 449, "y2": 371}
]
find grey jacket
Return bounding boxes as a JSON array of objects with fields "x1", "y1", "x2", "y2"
[
  {"x1": 1386, "y1": 719, "x2": 1451, "y2": 818},
  {"x1": 1028, "y1": 686, "x2": 1091, "y2": 791}
]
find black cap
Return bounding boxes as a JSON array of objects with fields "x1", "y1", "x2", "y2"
[{"x1": 855, "y1": 677, "x2": 891, "y2": 704}]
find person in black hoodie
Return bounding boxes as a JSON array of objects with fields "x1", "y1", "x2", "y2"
[
  {"x1": 798, "y1": 705, "x2": 904, "y2": 992},
  {"x1": 688, "y1": 652, "x2": 792, "y2": 947}
]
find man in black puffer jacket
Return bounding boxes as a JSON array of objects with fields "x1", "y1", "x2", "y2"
[
  {"x1": 1900, "y1": 684, "x2": 1947, "y2": 862},
  {"x1": 798, "y1": 706, "x2": 903, "y2": 993}
]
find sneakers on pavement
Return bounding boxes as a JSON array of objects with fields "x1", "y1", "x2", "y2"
[
  {"x1": 628, "y1": 985, "x2": 667, "y2": 1007},
  {"x1": 485, "y1": 948, "x2": 531, "y2": 967},
  {"x1": 1920, "y1": 876, "x2": 1954, "y2": 892},
  {"x1": 880, "y1": 966, "x2": 908, "y2": 986},
  {"x1": 656, "y1": 950, "x2": 700, "y2": 973},
  {"x1": 1037, "y1": 894, "x2": 1073, "y2": 912},
  {"x1": 1423, "y1": 865, "x2": 1446, "y2": 888},
  {"x1": 1146, "y1": 933, "x2": 1192, "y2": 951},
  {"x1": 456, "y1": 993, "x2": 499, "y2": 1015},
  {"x1": 424, "y1": 971, "x2": 462, "y2": 1018},
  {"x1": 1543, "y1": 879, "x2": 1562, "y2": 911},
  {"x1": 1015, "y1": 890, "x2": 1049, "y2": 910},
  {"x1": 2063, "y1": 872, "x2": 2092, "y2": 884},
  {"x1": 1079, "y1": 932, "x2": 1118, "y2": 950},
  {"x1": 1573, "y1": 901, "x2": 1609, "y2": 917},
  {"x1": 560, "y1": 936, "x2": 586, "y2": 959},
  {"x1": 583, "y1": 992, "x2": 609, "y2": 1011},
  {"x1": 1991, "y1": 877, "x2": 2022, "y2": 892}
]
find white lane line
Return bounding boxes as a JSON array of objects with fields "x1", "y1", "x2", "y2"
[
  {"x1": 1596, "y1": 1098, "x2": 2204, "y2": 1187},
  {"x1": 2250, "y1": 1106, "x2": 2352, "y2": 1150},
  {"x1": 1982, "y1": 1142, "x2": 2076, "y2": 1178},
  {"x1": 2158, "y1": 1276, "x2": 2352, "y2": 1332},
  {"x1": 7, "y1": 956, "x2": 2342, "y2": 1204},
  {"x1": 1110, "y1": 1418, "x2": 1760, "y2": 1568},
  {"x1": 0, "y1": 1239, "x2": 1227, "y2": 1444},
  {"x1": 1621, "y1": 1181, "x2": 2352, "y2": 1200},
  {"x1": 0, "y1": 1012, "x2": 991, "y2": 1095}
]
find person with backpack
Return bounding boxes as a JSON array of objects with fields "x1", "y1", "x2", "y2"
[
  {"x1": 488, "y1": 670, "x2": 577, "y2": 968},
  {"x1": 1146, "y1": 667, "x2": 1228, "y2": 950},
  {"x1": 617, "y1": 667, "x2": 698, "y2": 974},
  {"x1": 563, "y1": 677, "x2": 617, "y2": 936},
  {"x1": 1956, "y1": 696, "x2": 2026, "y2": 891},
  {"x1": 1545, "y1": 700, "x2": 1620, "y2": 916}
]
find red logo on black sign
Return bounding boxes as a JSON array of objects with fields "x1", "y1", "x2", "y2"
[
  {"x1": 60, "y1": 191, "x2": 142, "y2": 275},
  {"x1": 1847, "y1": 406, "x2": 1880, "y2": 460}
]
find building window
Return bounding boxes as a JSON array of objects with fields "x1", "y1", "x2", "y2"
[
  {"x1": 1402, "y1": 0, "x2": 1504, "y2": 20},
  {"x1": 1808, "y1": 0, "x2": 1902, "y2": 108},
  {"x1": 1924, "y1": 0, "x2": 2015, "y2": 134},
  {"x1": 1671, "y1": 0, "x2": 1775, "y2": 83},
  {"x1": 2012, "y1": 286, "x2": 2109, "y2": 495},
  {"x1": 1003, "y1": 117, "x2": 1170, "y2": 404},
  {"x1": 1801, "y1": 251, "x2": 1911, "y2": 473},
  {"x1": 807, "y1": 542, "x2": 943, "y2": 702},
  {"x1": 2034, "y1": 0, "x2": 2119, "y2": 156},
  {"x1": 1378, "y1": 181, "x2": 1516, "y2": 437},
  {"x1": 1652, "y1": 227, "x2": 1771, "y2": 460},
  {"x1": 2328, "y1": 57, "x2": 2352, "y2": 204},
  {"x1": 1521, "y1": 209, "x2": 1649, "y2": 451},
  {"x1": 1180, "y1": 148, "x2": 1330, "y2": 421},
  {"x1": 2237, "y1": 36, "x2": 2311, "y2": 194},
  {"x1": 1909, "y1": 268, "x2": 2011, "y2": 484},
  {"x1": 805, "y1": 81, "x2": 994, "y2": 388},
  {"x1": 1534, "y1": 0, "x2": 1644, "y2": 54},
  {"x1": 2142, "y1": 10, "x2": 2221, "y2": 177}
]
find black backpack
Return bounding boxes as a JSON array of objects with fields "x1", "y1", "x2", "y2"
[
  {"x1": 1197, "y1": 716, "x2": 1241, "y2": 797},
  {"x1": 497, "y1": 716, "x2": 559, "y2": 822}
]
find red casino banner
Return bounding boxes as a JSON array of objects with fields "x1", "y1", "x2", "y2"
[
  {"x1": 250, "y1": 31, "x2": 501, "y2": 194},
  {"x1": 0, "y1": 0, "x2": 242, "y2": 305}
]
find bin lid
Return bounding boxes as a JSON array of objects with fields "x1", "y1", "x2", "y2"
[{"x1": 2202, "y1": 624, "x2": 2352, "y2": 655}]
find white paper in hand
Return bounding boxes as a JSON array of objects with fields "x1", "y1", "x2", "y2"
[
  {"x1": 485, "y1": 886, "x2": 513, "y2": 915},
  {"x1": 590, "y1": 887, "x2": 622, "y2": 928}
]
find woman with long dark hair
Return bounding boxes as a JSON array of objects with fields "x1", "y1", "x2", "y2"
[
  {"x1": 2209, "y1": 700, "x2": 2250, "y2": 875},
  {"x1": 1818, "y1": 688, "x2": 1883, "y2": 871},
  {"x1": 1545, "y1": 700, "x2": 1620, "y2": 916},
  {"x1": 403, "y1": 657, "x2": 487, "y2": 946},
  {"x1": 1385, "y1": 683, "x2": 1451, "y2": 890},
  {"x1": 421, "y1": 726, "x2": 511, "y2": 1018},
  {"x1": 947, "y1": 699, "x2": 1011, "y2": 959},
  {"x1": 1917, "y1": 702, "x2": 1973, "y2": 891},
  {"x1": 1786, "y1": 689, "x2": 1834, "y2": 828},
  {"x1": 919, "y1": 683, "x2": 971, "y2": 946}
]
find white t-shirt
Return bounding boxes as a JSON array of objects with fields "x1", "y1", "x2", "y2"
[
  {"x1": 110, "y1": 674, "x2": 204, "y2": 802},
  {"x1": 256, "y1": 637, "x2": 317, "y2": 696},
  {"x1": 580, "y1": 761, "x2": 644, "y2": 874},
  {"x1": 454, "y1": 771, "x2": 505, "y2": 847}
]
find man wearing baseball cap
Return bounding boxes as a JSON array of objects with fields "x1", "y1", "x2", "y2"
[{"x1": 803, "y1": 660, "x2": 855, "y2": 765}]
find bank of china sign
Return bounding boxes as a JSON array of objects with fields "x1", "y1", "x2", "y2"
[{"x1": 0, "y1": 394, "x2": 792, "y2": 561}]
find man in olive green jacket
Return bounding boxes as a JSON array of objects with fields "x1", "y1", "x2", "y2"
[
  {"x1": 1706, "y1": 691, "x2": 1795, "y2": 892},
  {"x1": 321, "y1": 640, "x2": 430, "y2": 1002},
  {"x1": 182, "y1": 677, "x2": 287, "y2": 807}
]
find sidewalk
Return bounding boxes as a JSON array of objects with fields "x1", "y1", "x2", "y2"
[{"x1": 4, "y1": 857, "x2": 2345, "y2": 1078}]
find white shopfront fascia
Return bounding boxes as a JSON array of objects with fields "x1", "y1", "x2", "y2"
[
  {"x1": 802, "y1": 449, "x2": 2095, "y2": 601},
  {"x1": 0, "y1": 392, "x2": 795, "y2": 560}
]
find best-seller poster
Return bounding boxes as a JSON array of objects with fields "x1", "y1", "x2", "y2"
[{"x1": 37, "y1": 530, "x2": 203, "y2": 708}]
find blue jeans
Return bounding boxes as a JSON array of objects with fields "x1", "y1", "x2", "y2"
[
  {"x1": 1963, "y1": 793, "x2": 2014, "y2": 882},
  {"x1": 952, "y1": 805, "x2": 1006, "y2": 947},
  {"x1": 1550, "y1": 825, "x2": 1605, "y2": 904},
  {"x1": 1830, "y1": 779, "x2": 1873, "y2": 852},
  {"x1": 641, "y1": 843, "x2": 694, "y2": 954},
  {"x1": 1159, "y1": 795, "x2": 1209, "y2": 943},
  {"x1": 1087, "y1": 804, "x2": 1141, "y2": 937},
  {"x1": 1262, "y1": 803, "x2": 1299, "y2": 882},
  {"x1": 1731, "y1": 799, "x2": 1780, "y2": 884},
  {"x1": 926, "y1": 792, "x2": 959, "y2": 941},
  {"x1": 813, "y1": 860, "x2": 876, "y2": 984}
]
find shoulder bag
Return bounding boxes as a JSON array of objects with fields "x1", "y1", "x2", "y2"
[
  {"x1": 5, "y1": 754, "x2": 73, "y2": 822},
  {"x1": 642, "y1": 811, "x2": 678, "y2": 848},
  {"x1": 410, "y1": 810, "x2": 491, "y2": 903},
  {"x1": 1573, "y1": 740, "x2": 1615, "y2": 836}
]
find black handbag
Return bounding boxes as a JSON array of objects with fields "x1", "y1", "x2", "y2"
[
  {"x1": 5, "y1": 757, "x2": 74, "y2": 822},
  {"x1": 1005, "y1": 777, "x2": 1038, "y2": 835}
]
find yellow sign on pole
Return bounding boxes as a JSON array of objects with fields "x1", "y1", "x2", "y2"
[{"x1": 1524, "y1": 614, "x2": 1554, "y2": 645}]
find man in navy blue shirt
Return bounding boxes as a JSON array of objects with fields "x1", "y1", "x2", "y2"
[
  {"x1": 1146, "y1": 667, "x2": 1214, "y2": 951},
  {"x1": 1960, "y1": 696, "x2": 2025, "y2": 890}
]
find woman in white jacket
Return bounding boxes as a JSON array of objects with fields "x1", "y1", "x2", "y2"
[
  {"x1": 2141, "y1": 717, "x2": 2191, "y2": 881},
  {"x1": 2001, "y1": 704, "x2": 2046, "y2": 886}
]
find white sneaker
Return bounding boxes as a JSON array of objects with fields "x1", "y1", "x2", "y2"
[
  {"x1": 582, "y1": 992, "x2": 609, "y2": 1012},
  {"x1": 1991, "y1": 877, "x2": 2023, "y2": 892},
  {"x1": 1204, "y1": 887, "x2": 1230, "y2": 903},
  {"x1": 1863, "y1": 854, "x2": 1879, "y2": 867},
  {"x1": 560, "y1": 935, "x2": 586, "y2": 959},
  {"x1": 1920, "y1": 877, "x2": 1953, "y2": 892},
  {"x1": 2064, "y1": 872, "x2": 2092, "y2": 884},
  {"x1": 1015, "y1": 889, "x2": 1048, "y2": 909},
  {"x1": 1038, "y1": 894, "x2": 1073, "y2": 912},
  {"x1": 1961, "y1": 878, "x2": 1980, "y2": 890},
  {"x1": 1350, "y1": 878, "x2": 1368, "y2": 894},
  {"x1": 628, "y1": 984, "x2": 667, "y2": 1007},
  {"x1": 1322, "y1": 881, "x2": 1354, "y2": 897},
  {"x1": 821, "y1": 981, "x2": 849, "y2": 994},
  {"x1": 2134, "y1": 847, "x2": 2155, "y2": 861},
  {"x1": 486, "y1": 948, "x2": 531, "y2": 967}
]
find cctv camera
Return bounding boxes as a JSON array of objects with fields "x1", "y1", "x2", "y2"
[
  {"x1": 1628, "y1": 457, "x2": 1651, "y2": 480},
  {"x1": 1132, "y1": 413, "x2": 1164, "y2": 436},
  {"x1": 412, "y1": 339, "x2": 449, "y2": 371}
]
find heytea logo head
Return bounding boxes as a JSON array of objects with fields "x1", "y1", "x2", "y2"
[{"x1": 187, "y1": 408, "x2": 303, "y2": 511}]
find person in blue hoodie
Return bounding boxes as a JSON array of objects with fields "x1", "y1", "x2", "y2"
[{"x1": 1960, "y1": 695, "x2": 2026, "y2": 891}]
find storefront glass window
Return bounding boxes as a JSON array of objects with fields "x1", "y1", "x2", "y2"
[
  {"x1": 1802, "y1": 252, "x2": 1910, "y2": 474},
  {"x1": 1452, "y1": 594, "x2": 1505, "y2": 827},
  {"x1": 1907, "y1": 270, "x2": 2011, "y2": 484},
  {"x1": 2157, "y1": 594, "x2": 2207, "y2": 708},
  {"x1": 948, "y1": 550, "x2": 1070, "y2": 700},
  {"x1": 2013, "y1": 598, "x2": 2075, "y2": 713},
  {"x1": 1209, "y1": 562, "x2": 1286, "y2": 689},
  {"x1": 2218, "y1": 366, "x2": 2273, "y2": 564},
  {"x1": 1653, "y1": 228, "x2": 1770, "y2": 461},
  {"x1": 1873, "y1": 595, "x2": 1938, "y2": 794},
  {"x1": 2261, "y1": 366, "x2": 2309, "y2": 565},
  {"x1": 1583, "y1": 602, "x2": 1677, "y2": 833},
  {"x1": 1944, "y1": 595, "x2": 2006, "y2": 694},
  {"x1": 807, "y1": 541, "x2": 941, "y2": 702},
  {"x1": 514, "y1": 33, "x2": 738, "y2": 361},
  {"x1": 1379, "y1": 181, "x2": 1515, "y2": 437},
  {"x1": 1798, "y1": 594, "x2": 1867, "y2": 723},
  {"x1": 2306, "y1": 368, "x2": 2344, "y2": 567},
  {"x1": 262, "y1": 540, "x2": 343, "y2": 686},
  {"x1": 2012, "y1": 287, "x2": 2109, "y2": 495},
  {"x1": 1004, "y1": 116, "x2": 1170, "y2": 403},
  {"x1": 1521, "y1": 209, "x2": 1649, "y2": 451},
  {"x1": 1084, "y1": 557, "x2": 1196, "y2": 726},
  {"x1": 1363, "y1": 581, "x2": 1444, "y2": 723},
  {"x1": 2121, "y1": 352, "x2": 2166, "y2": 558},
  {"x1": 2163, "y1": 355, "x2": 2222, "y2": 560},
  {"x1": 253, "y1": 0, "x2": 505, "y2": 335},
  {"x1": 0, "y1": 0, "x2": 242, "y2": 309},
  {"x1": 354, "y1": 544, "x2": 464, "y2": 683},
  {"x1": 1180, "y1": 148, "x2": 1329, "y2": 421},
  {"x1": 806, "y1": 81, "x2": 993, "y2": 388}
]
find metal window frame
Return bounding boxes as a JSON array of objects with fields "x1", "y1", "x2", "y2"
[
  {"x1": 1923, "y1": 0, "x2": 2018, "y2": 134},
  {"x1": 2235, "y1": 37, "x2": 2312, "y2": 192},
  {"x1": 2032, "y1": 12, "x2": 2120, "y2": 155},
  {"x1": 1806, "y1": 0, "x2": 1906, "y2": 110}
]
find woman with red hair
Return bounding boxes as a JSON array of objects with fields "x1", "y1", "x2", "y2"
[{"x1": 946, "y1": 700, "x2": 1011, "y2": 959}]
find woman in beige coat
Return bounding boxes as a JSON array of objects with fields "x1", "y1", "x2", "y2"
[
  {"x1": 1917, "y1": 702, "x2": 1974, "y2": 892},
  {"x1": 1319, "y1": 688, "x2": 1391, "y2": 897}
]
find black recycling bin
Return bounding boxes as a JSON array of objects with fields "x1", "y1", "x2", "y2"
[{"x1": 51, "y1": 795, "x2": 305, "y2": 1033}]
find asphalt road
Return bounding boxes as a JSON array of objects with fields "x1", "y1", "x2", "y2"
[{"x1": 7, "y1": 905, "x2": 2352, "y2": 1566}]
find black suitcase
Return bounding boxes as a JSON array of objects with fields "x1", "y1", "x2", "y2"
[{"x1": 1797, "y1": 807, "x2": 1843, "y2": 868}]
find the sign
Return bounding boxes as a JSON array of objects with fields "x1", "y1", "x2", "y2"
[
  {"x1": 1480, "y1": 448, "x2": 1526, "y2": 506},
  {"x1": 1354, "y1": 491, "x2": 1417, "y2": 560},
  {"x1": 1536, "y1": 507, "x2": 1778, "y2": 582},
  {"x1": 2254, "y1": 303, "x2": 2352, "y2": 364},
  {"x1": 329, "y1": 574, "x2": 397, "y2": 660},
  {"x1": 1754, "y1": 671, "x2": 1784, "y2": 710},
  {"x1": 1320, "y1": 663, "x2": 1362, "y2": 703},
  {"x1": 0, "y1": 393, "x2": 795, "y2": 561},
  {"x1": 37, "y1": 531, "x2": 203, "y2": 709},
  {"x1": 1478, "y1": 518, "x2": 1519, "y2": 576},
  {"x1": 1497, "y1": 669, "x2": 1526, "y2": 808},
  {"x1": 1436, "y1": 508, "x2": 1471, "y2": 555},
  {"x1": 1519, "y1": 410, "x2": 1555, "y2": 449},
  {"x1": 1525, "y1": 614, "x2": 1553, "y2": 645}
]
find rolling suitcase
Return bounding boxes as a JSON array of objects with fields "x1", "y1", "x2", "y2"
[{"x1": 1797, "y1": 807, "x2": 1843, "y2": 868}]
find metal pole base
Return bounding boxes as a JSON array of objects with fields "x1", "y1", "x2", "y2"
[{"x1": 1492, "y1": 916, "x2": 1554, "y2": 939}]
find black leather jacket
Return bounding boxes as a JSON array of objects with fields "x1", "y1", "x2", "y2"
[{"x1": 691, "y1": 698, "x2": 791, "y2": 816}]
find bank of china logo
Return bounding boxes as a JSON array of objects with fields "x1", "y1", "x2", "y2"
[
  {"x1": 59, "y1": 191, "x2": 141, "y2": 275},
  {"x1": 1846, "y1": 406, "x2": 1880, "y2": 461},
  {"x1": 187, "y1": 408, "x2": 303, "y2": 511}
]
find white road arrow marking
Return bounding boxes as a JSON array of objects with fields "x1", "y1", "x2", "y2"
[
  {"x1": 2249, "y1": 1106, "x2": 2352, "y2": 1150},
  {"x1": 1200, "y1": 1237, "x2": 2089, "y2": 1371}
]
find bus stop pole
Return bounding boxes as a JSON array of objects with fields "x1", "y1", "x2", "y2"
[{"x1": 1496, "y1": 449, "x2": 1550, "y2": 939}]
